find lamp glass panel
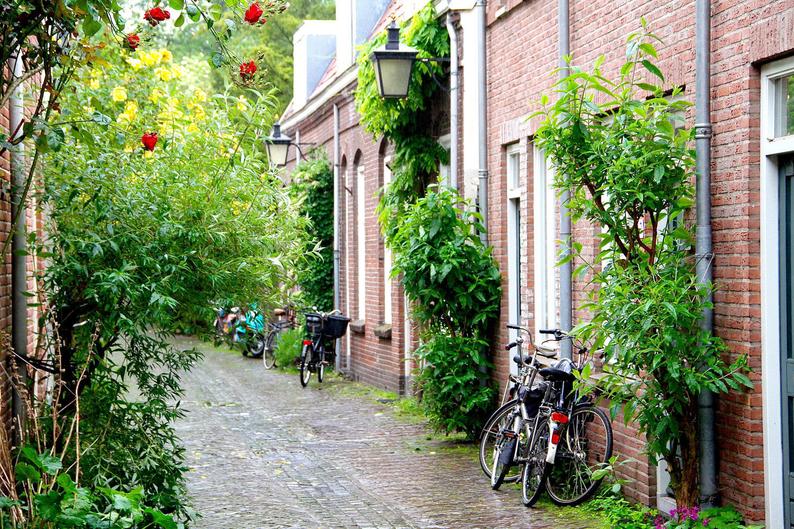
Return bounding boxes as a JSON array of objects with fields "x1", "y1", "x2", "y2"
[
  {"x1": 267, "y1": 142, "x2": 289, "y2": 166},
  {"x1": 377, "y1": 57, "x2": 414, "y2": 98}
]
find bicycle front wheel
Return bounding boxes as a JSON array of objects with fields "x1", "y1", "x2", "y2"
[
  {"x1": 299, "y1": 344, "x2": 312, "y2": 387},
  {"x1": 522, "y1": 420, "x2": 549, "y2": 507},
  {"x1": 317, "y1": 350, "x2": 325, "y2": 383},
  {"x1": 479, "y1": 400, "x2": 523, "y2": 484},
  {"x1": 545, "y1": 405, "x2": 613, "y2": 506},
  {"x1": 263, "y1": 331, "x2": 277, "y2": 369}
]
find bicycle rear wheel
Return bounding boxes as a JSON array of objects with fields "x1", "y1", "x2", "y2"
[
  {"x1": 299, "y1": 344, "x2": 312, "y2": 387},
  {"x1": 247, "y1": 333, "x2": 265, "y2": 358},
  {"x1": 522, "y1": 420, "x2": 549, "y2": 507},
  {"x1": 545, "y1": 405, "x2": 613, "y2": 506},
  {"x1": 263, "y1": 330, "x2": 277, "y2": 369},
  {"x1": 479, "y1": 400, "x2": 522, "y2": 484},
  {"x1": 317, "y1": 349, "x2": 325, "y2": 383}
]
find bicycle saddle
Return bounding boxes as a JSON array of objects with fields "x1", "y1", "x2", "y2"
[
  {"x1": 512, "y1": 353, "x2": 540, "y2": 367},
  {"x1": 539, "y1": 358, "x2": 576, "y2": 382}
]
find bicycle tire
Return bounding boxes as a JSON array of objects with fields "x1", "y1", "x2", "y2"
[
  {"x1": 299, "y1": 344, "x2": 312, "y2": 387},
  {"x1": 263, "y1": 331, "x2": 277, "y2": 369},
  {"x1": 479, "y1": 400, "x2": 523, "y2": 484},
  {"x1": 546, "y1": 405, "x2": 613, "y2": 506},
  {"x1": 317, "y1": 350, "x2": 325, "y2": 383},
  {"x1": 522, "y1": 421, "x2": 549, "y2": 507}
]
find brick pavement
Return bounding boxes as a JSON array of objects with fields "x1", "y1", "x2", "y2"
[{"x1": 173, "y1": 336, "x2": 600, "y2": 529}]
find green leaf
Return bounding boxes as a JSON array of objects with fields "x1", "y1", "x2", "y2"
[
  {"x1": 209, "y1": 3, "x2": 223, "y2": 21},
  {"x1": 145, "y1": 508, "x2": 178, "y2": 529},
  {"x1": 14, "y1": 462, "x2": 40, "y2": 483},
  {"x1": 82, "y1": 16, "x2": 103, "y2": 37},
  {"x1": 174, "y1": 12, "x2": 185, "y2": 27},
  {"x1": 168, "y1": 0, "x2": 184, "y2": 9},
  {"x1": 91, "y1": 111, "x2": 112, "y2": 126},
  {"x1": 186, "y1": 4, "x2": 200, "y2": 21},
  {"x1": 641, "y1": 59, "x2": 665, "y2": 82}
]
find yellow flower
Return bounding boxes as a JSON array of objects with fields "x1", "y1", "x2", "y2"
[
  {"x1": 144, "y1": 150, "x2": 154, "y2": 159},
  {"x1": 140, "y1": 51, "x2": 158, "y2": 67},
  {"x1": 155, "y1": 66, "x2": 172, "y2": 82},
  {"x1": 192, "y1": 105, "x2": 206, "y2": 121},
  {"x1": 111, "y1": 86, "x2": 127, "y2": 102},
  {"x1": 160, "y1": 49, "x2": 173, "y2": 63},
  {"x1": 116, "y1": 100, "x2": 138, "y2": 125},
  {"x1": 170, "y1": 65, "x2": 183, "y2": 79},
  {"x1": 236, "y1": 95, "x2": 248, "y2": 112},
  {"x1": 149, "y1": 88, "x2": 164, "y2": 103},
  {"x1": 191, "y1": 88, "x2": 207, "y2": 103},
  {"x1": 88, "y1": 78, "x2": 100, "y2": 90},
  {"x1": 187, "y1": 123, "x2": 200, "y2": 134}
]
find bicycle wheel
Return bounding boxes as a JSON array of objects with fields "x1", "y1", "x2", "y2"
[
  {"x1": 247, "y1": 333, "x2": 265, "y2": 358},
  {"x1": 299, "y1": 344, "x2": 312, "y2": 387},
  {"x1": 479, "y1": 400, "x2": 523, "y2": 484},
  {"x1": 546, "y1": 405, "x2": 613, "y2": 506},
  {"x1": 263, "y1": 331, "x2": 277, "y2": 369},
  {"x1": 317, "y1": 349, "x2": 325, "y2": 383},
  {"x1": 522, "y1": 420, "x2": 549, "y2": 507}
]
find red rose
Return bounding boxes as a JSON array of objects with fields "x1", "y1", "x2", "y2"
[
  {"x1": 239, "y1": 61, "x2": 257, "y2": 81},
  {"x1": 144, "y1": 7, "x2": 170, "y2": 26},
  {"x1": 126, "y1": 34, "x2": 141, "y2": 50},
  {"x1": 244, "y1": 2, "x2": 264, "y2": 24},
  {"x1": 141, "y1": 132, "x2": 158, "y2": 151}
]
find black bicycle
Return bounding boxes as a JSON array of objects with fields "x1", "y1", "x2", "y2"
[
  {"x1": 519, "y1": 328, "x2": 613, "y2": 507},
  {"x1": 263, "y1": 307, "x2": 297, "y2": 370},
  {"x1": 300, "y1": 310, "x2": 349, "y2": 387}
]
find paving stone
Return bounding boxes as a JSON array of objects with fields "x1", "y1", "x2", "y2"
[{"x1": 173, "y1": 336, "x2": 601, "y2": 529}]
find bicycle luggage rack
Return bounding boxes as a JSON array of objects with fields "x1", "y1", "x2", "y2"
[{"x1": 305, "y1": 313, "x2": 323, "y2": 337}]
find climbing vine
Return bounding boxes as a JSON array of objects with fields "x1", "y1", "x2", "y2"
[{"x1": 355, "y1": 5, "x2": 501, "y2": 438}]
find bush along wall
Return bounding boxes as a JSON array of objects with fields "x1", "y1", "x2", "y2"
[
  {"x1": 292, "y1": 155, "x2": 334, "y2": 311},
  {"x1": 355, "y1": 4, "x2": 501, "y2": 439}
]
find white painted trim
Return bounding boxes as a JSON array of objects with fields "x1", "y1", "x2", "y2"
[
  {"x1": 533, "y1": 146, "x2": 557, "y2": 344},
  {"x1": 383, "y1": 156, "x2": 393, "y2": 324},
  {"x1": 760, "y1": 57, "x2": 793, "y2": 529},
  {"x1": 438, "y1": 134, "x2": 452, "y2": 187},
  {"x1": 344, "y1": 166, "x2": 351, "y2": 369},
  {"x1": 506, "y1": 144, "x2": 522, "y2": 376},
  {"x1": 357, "y1": 163, "x2": 367, "y2": 320}
]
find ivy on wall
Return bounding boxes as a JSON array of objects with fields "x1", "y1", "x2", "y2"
[
  {"x1": 355, "y1": 4, "x2": 501, "y2": 438},
  {"x1": 292, "y1": 154, "x2": 334, "y2": 311}
]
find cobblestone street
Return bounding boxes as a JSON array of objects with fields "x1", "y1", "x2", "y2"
[{"x1": 174, "y1": 337, "x2": 600, "y2": 529}]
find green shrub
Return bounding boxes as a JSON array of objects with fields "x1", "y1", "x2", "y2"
[
  {"x1": 415, "y1": 336, "x2": 496, "y2": 439},
  {"x1": 582, "y1": 494, "x2": 652, "y2": 529},
  {"x1": 274, "y1": 327, "x2": 304, "y2": 369}
]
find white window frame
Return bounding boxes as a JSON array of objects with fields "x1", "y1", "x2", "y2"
[
  {"x1": 383, "y1": 156, "x2": 393, "y2": 324},
  {"x1": 438, "y1": 134, "x2": 452, "y2": 188},
  {"x1": 533, "y1": 146, "x2": 558, "y2": 345},
  {"x1": 357, "y1": 163, "x2": 366, "y2": 320},
  {"x1": 760, "y1": 55, "x2": 794, "y2": 529},
  {"x1": 506, "y1": 144, "x2": 523, "y2": 375}
]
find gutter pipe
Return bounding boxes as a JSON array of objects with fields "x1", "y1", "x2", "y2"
[
  {"x1": 475, "y1": 0, "x2": 488, "y2": 243},
  {"x1": 333, "y1": 103, "x2": 342, "y2": 371},
  {"x1": 445, "y1": 12, "x2": 459, "y2": 190},
  {"x1": 695, "y1": 0, "x2": 718, "y2": 507},
  {"x1": 558, "y1": 0, "x2": 572, "y2": 359},
  {"x1": 9, "y1": 53, "x2": 28, "y2": 443}
]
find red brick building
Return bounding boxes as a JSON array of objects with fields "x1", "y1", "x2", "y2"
[{"x1": 281, "y1": 0, "x2": 792, "y2": 525}]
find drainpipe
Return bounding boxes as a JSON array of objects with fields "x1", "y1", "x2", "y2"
[
  {"x1": 695, "y1": 0, "x2": 717, "y2": 507},
  {"x1": 558, "y1": 0, "x2": 572, "y2": 359},
  {"x1": 475, "y1": 0, "x2": 488, "y2": 243},
  {"x1": 333, "y1": 103, "x2": 342, "y2": 371},
  {"x1": 445, "y1": 12, "x2": 459, "y2": 190},
  {"x1": 8, "y1": 53, "x2": 28, "y2": 443}
]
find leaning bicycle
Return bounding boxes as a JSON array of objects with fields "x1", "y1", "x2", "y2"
[
  {"x1": 300, "y1": 310, "x2": 349, "y2": 387},
  {"x1": 262, "y1": 306, "x2": 297, "y2": 370},
  {"x1": 520, "y1": 329, "x2": 613, "y2": 507}
]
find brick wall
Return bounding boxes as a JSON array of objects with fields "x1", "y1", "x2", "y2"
[{"x1": 484, "y1": 0, "x2": 793, "y2": 521}]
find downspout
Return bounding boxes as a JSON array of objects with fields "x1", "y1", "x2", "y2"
[
  {"x1": 475, "y1": 0, "x2": 488, "y2": 242},
  {"x1": 558, "y1": 0, "x2": 572, "y2": 359},
  {"x1": 333, "y1": 103, "x2": 342, "y2": 371},
  {"x1": 695, "y1": 0, "x2": 717, "y2": 507},
  {"x1": 445, "y1": 12, "x2": 459, "y2": 190},
  {"x1": 8, "y1": 53, "x2": 28, "y2": 443}
]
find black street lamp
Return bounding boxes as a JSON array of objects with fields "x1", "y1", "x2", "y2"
[
  {"x1": 263, "y1": 122, "x2": 293, "y2": 166},
  {"x1": 370, "y1": 21, "x2": 419, "y2": 99}
]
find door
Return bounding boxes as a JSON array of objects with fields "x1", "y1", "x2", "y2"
[{"x1": 780, "y1": 155, "x2": 794, "y2": 529}]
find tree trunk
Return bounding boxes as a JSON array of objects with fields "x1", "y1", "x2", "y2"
[{"x1": 673, "y1": 406, "x2": 701, "y2": 508}]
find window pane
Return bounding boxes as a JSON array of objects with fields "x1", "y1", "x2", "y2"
[{"x1": 776, "y1": 75, "x2": 794, "y2": 138}]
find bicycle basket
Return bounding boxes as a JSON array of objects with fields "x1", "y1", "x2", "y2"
[
  {"x1": 322, "y1": 314, "x2": 350, "y2": 339},
  {"x1": 305, "y1": 313, "x2": 323, "y2": 337}
]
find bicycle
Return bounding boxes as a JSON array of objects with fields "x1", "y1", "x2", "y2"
[
  {"x1": 299, "y1": 309, "x2": 349, "y2": 387},
  {"x1": 519, "y1": 328, "x2": 613, "y2": 507},
  {"x1": 479, "y1": 324, "x2": 556, "y2": 489},
  {"x1": 262, "y1": 307, "x2": 297, "y2": 370}
]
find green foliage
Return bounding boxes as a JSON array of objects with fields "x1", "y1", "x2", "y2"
[
  {"x1": 532, "y1": 20, "x2": 752, "y2": 507},
  {"x1": 274, "y1": 327, "x2": 304, "y2": 369},
  {"x1": 582, "y1": 493, "x2": 653, "y2": 529},
  {"x1": 292, "y1": 155, "x2": 334, "y2": 311},
  {"x1": 32, "y1": 41, "x2": 309, "y2": 521},
  {"x1": 389, "y1": 187, "x2": 501, "y2": 339},
  {"x1": 1, "y1": 447, "x2": 177, "y2": 529},
  {"x1": 415, "y1": 336, "x2": 496, "y2": 439}
]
